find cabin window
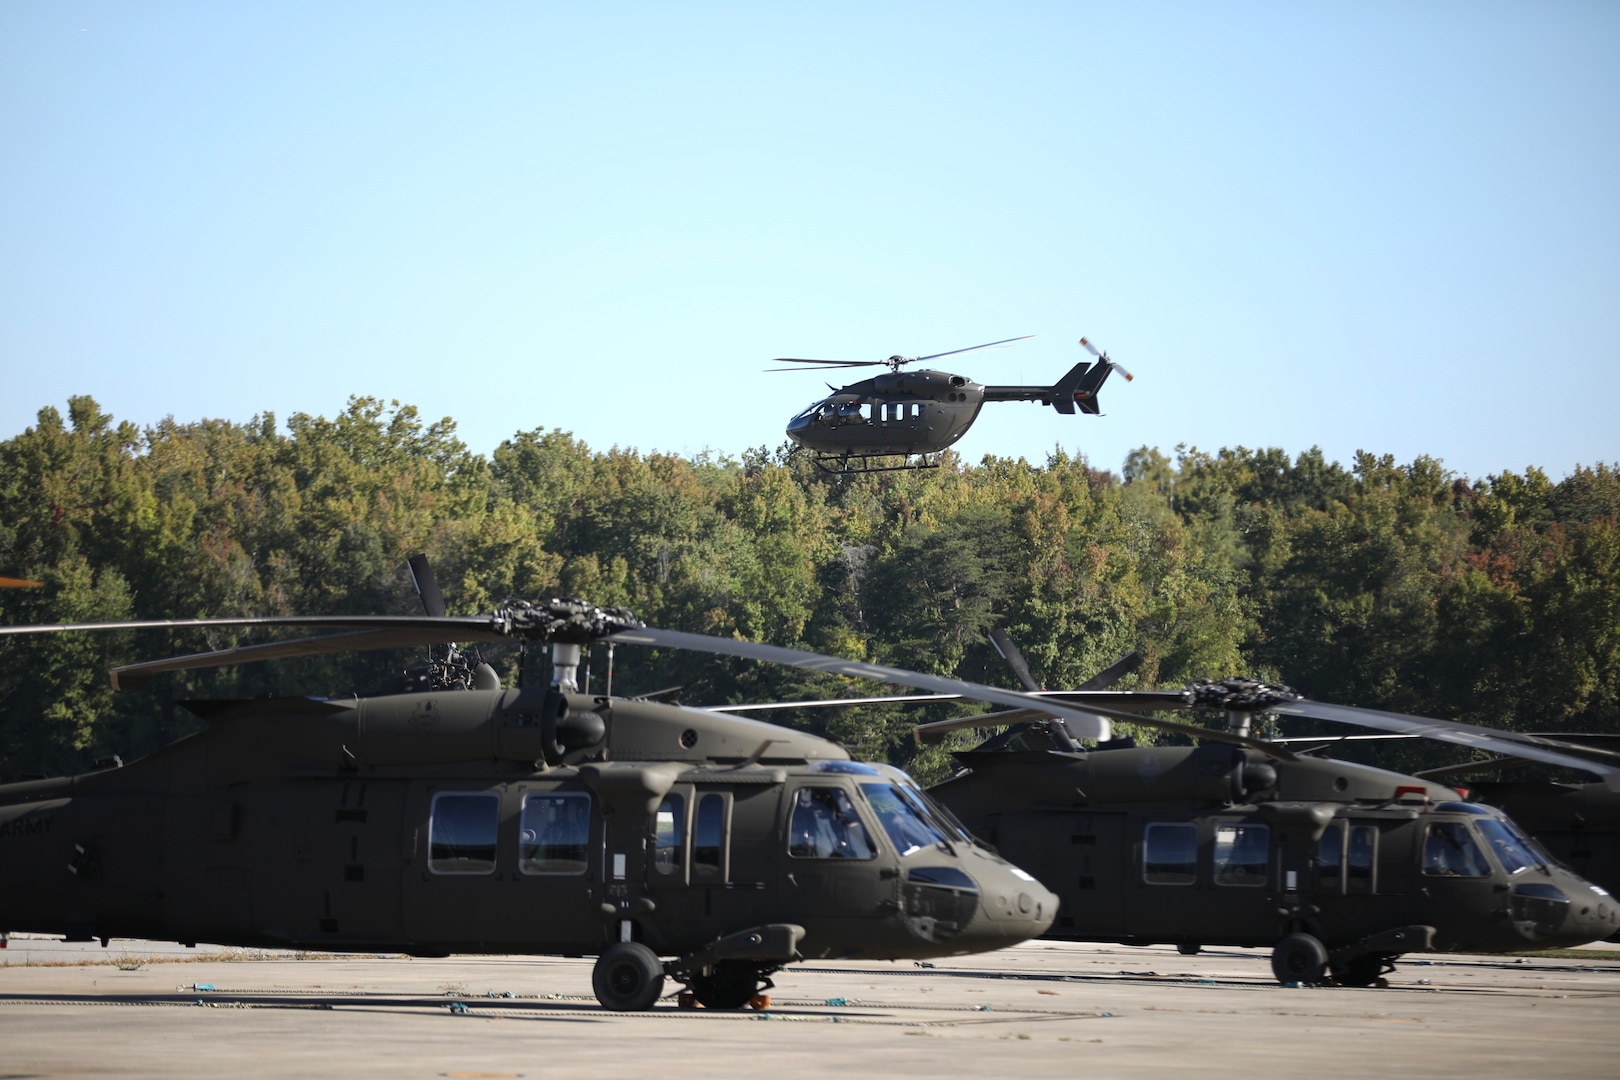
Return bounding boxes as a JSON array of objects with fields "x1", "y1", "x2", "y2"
[
  {"x1": 1474, "y1": 817, "x2": 1538, "y2": 875},
  {"x1": 1423, "y1": 822, "x2": 1492, "y2": 878},
  {"x1": 693, "y1": 792, "x2": 730, "y2": 878},
  {"x1": 1347, "y1": 825, "x2": 1375, "y2": 892},
  {"x1": 428, "y1": 792, "x2": 499, "y2": 875},
  {"x1": 519, "y1": 792, "x2": 591, "y2": 875},
  {"x1": 860, "y1": 782, "x2": 949, "y2": 856},
  {"x1": 1143, "y1": 822, "x2": 1197, "y2": 885},
  {"x1": 1317, "y1": 824, "x2": 1343, "y2": 889},
  {"x1": 1213, "y1": 824, "x2": 1269, "y2": 886},
  {"x1": 788, "y1": 786, "x2": 876, "y2": 859},
  {"x1": 653, "y1": 794, "x2": 686, "y2": 875}
]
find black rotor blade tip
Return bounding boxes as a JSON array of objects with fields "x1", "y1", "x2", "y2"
[{"x1": 408, "y1": 554, "x2": 447, "y2": 618}]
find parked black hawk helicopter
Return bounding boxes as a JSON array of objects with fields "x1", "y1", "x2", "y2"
[
  {"x1": 771, "y1": 335, "x2": 1131, "y2": 473},
  {"x1": 0, "y1": 562, "x2": 1123, "y2": 1011},
  {"x1": 719, "y1": 635, "x2": 1619, "y2": 986},
  {"x1": 1412, "y1": 735, "x2": 1620, "y2": 936}
]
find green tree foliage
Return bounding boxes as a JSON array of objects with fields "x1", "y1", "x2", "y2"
[{"x1": 2, "y1": 397, "x2": 1616, "y2": 785}]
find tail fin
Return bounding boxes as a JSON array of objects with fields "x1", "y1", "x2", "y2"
[
  {"x1": 1072, "y1": 359, "x2": 1116, "y2": 415},
  {"x1": 1049, "y1": 361, "x2": 1091, "y2": 415},
  {"x1": 1051, "y1": 359, "x2": 1116, "y2": 414}
]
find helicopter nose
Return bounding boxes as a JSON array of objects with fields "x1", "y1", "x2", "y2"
[
  {"x1": 954, "y1": 852, "x2": 1059, "y2": 950},
  {"x1": 1510, "y1": 878, "x2": 1619, "y2": 947},
  {"x1": 896, "y1": 856, "x2": 1056, "y2": 954}
]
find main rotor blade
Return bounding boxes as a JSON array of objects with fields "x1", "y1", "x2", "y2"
[
  {"x1": 912, "y1": 702, "x2": 1297, "y2": 761},
  {"x1": 706, "y1": 692, "x2": 965, "y2": 713},
  {"x1": 408, "y1": 554, "x2": 447, "y2": 618},
  {"x1": 108, "y1": 625, "x2": 514, "y2": 690},
  {"x1": 989, "y1": 629, "x2": 1040, "y2": 692},
  {"x1": 1074, "y1": 651, "x2": 1145, "y2": 692},
  {"x1": 916, "y1": 334, "x2": 1035, "y2": 363},
  {"x1": 765, "y1": 358, "x2": 885, "y2": 372},
  {"x1": 1267, "y1": 700, "x2": 1620, "y2": 789},
  {"x1": 0, "y1": 613, "x2": 504, "y2": 639},
  {"x1": 606, "y1": 626, "x2": 1112, "y2": 740}
]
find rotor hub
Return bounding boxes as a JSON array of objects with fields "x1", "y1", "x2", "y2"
[
  {"x1": 497, "y1": 599, "x2": 645, "y2": 643},
  {"x1": 1186, "y1": 678, "x2": 1300, "y2": 711}
]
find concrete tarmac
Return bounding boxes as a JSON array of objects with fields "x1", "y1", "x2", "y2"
[{"x1": 2, "y1": 935, "x2": 1617, "y2": 1078}]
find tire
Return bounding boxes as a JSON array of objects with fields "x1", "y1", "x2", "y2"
[
  {"x1": 1334, "y1": 953, "x2": 1390, "y2": 988},
  {"x1": 1176, "y1": 943, "x2": 1202, "y2": 956},
  {"x1": 592, "y1": 942, "x2": 666, "y2": 1011},
  {"x1": 1270, "y1": 932, "x2": 1329, "y2": 985},
  {"x1": 689, "y1": 960, "x2": 760, "y2": 1010}
]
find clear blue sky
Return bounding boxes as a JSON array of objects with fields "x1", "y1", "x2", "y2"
[{"x1": 3, "y1": 2, "x2": 1616, "y2": 481}]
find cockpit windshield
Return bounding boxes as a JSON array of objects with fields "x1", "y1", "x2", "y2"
[
  {"x1": 860, "y1": 782, "x2": 950, "y2": 856},
  {"x1": 1474, "y1": 817, "x2": 1541, "y2": 875}
]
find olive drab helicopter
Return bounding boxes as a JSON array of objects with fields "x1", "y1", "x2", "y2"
[
  {"x1": 0, "y1": 559, "x2": 1121, "y2": 1011},
  {"x1": 1412, "y1": 735, "x2": 1620, "y2": 938},
  {"x1": 771, "y1": 335, "x2": 1132, "y2": 473},
  {"x1": 721, "y1": 633, "x2": 1620, "y2": 986}
]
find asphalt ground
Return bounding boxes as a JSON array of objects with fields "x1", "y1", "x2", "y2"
[{"x1": 2, "y1": 936, "x2": 1617, "y2": 1078}]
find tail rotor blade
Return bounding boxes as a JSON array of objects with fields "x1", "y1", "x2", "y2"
[{"x1": 408, "y1": 554, "x2": 447, "y2": 618}]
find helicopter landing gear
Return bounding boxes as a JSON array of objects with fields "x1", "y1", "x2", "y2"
[
  {"x1": 1270, "y1": 932, "x2": 1329, "y2": 985},
  {"x1": 688, "y1": 960, "x2": 773, "y2": 1010},
  {"x1": 592, "y1": 941, "x2": 666, "y2": 1010},
  {"x1": 1176, "y1": 943, "x2": 1202, "y2": 956},
  {"x1": 812, "y1": 452, "x2": 943, "y2": 475},
  {"x1": 1333, "y1": 952, "x2": 1395, "y2": 988}
]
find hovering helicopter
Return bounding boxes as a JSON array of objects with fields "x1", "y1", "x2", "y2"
[
  {"x1": 0, "y1": 561, "x2": 1123, "y2": 1011},
  {"x1": 771, "y1": 335, "x2": 1132, "y2": 473},
  {"x1": 718, "y1": 635, "x2": 1619, "y2": 986}
]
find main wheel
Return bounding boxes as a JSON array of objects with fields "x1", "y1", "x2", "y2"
[
  {"x1": 1334, "y1": 953, "x2": 1391, "y2": 987},
  {"x1": 1270, "y1": 932, "x2": 1329, "y2": 985},
  {"x1": 592, "y1": 942, "x2": 666, "y2": 1010},
  {"x1": 689, "y1": 960, "x2": 760, "y2": 1010}
]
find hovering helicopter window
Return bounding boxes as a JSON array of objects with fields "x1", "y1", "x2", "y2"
[
  {"x1": 1143, "y1": 823, "x2": 1197, "y2": 885},
  {"x1": 518, "y1": 792, "x2": 591, "y2": 875},
  {"x1": 788, "y1": 786, "x2": 876, "y2": 860},
  {"x1": 1213, "y1": 824, "x2": 1270, "y2": 886},
  {"x1": 1423, "y1": 822, "x2": 1492, "y2": 878},
  {"x1": 653, "y1": 794, "x2": 685, "y2": 875},
  {"x1": 1474, "y1": 817, "x2": 1538, "y2": 875},
  {"x1": 1317, "y1": 824, "x2": 1344, "y2": 889},
  {"x1": 693, "y1": 792, "x2": 729, "y2": 877},
  {"x1": 860, "y1": 782, "x2": 949, "y2": 856},
  {"x1": 428, "y1": 792, "x2": 500, "y2": 875}
]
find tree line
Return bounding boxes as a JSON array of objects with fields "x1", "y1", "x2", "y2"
[{"x1": 2, "y1": 395, "x2": 1615, "y2": 784}]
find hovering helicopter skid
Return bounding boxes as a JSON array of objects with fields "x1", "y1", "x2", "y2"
[{"x1": 807, "y1": 450, "x2": 946, "y2": 476}]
